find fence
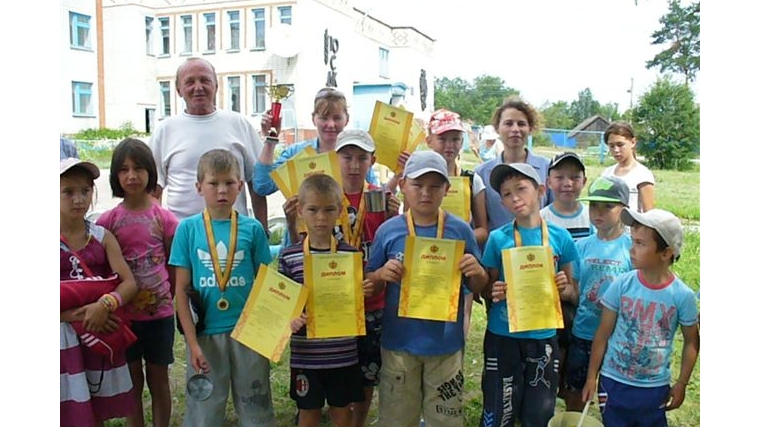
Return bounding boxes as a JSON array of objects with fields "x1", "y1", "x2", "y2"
[{"x1": 542, "y1": 128, "x2": 607, "y2": 163}]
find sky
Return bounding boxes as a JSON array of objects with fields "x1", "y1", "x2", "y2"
[{"x1": 357, "y1": 0, "x2": 698, "y2": 112}]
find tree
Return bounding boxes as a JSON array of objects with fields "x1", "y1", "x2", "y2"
[
  {"x1": 434, "y1": 75, "x2": 519, "y2": 125},
  {"x1": 540, "y1": 101, "x2": 574, "y2": 130},
  {"x1": 632, "y1": 76, "x2": 699, "y2": 170},
  {"x1": 569, "y1": 88, "x2": 602, "y2": 126},
  {"x1": 646, "y1": 0, "x2": 700, "y2": 84}
]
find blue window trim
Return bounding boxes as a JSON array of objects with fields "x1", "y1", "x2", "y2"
[
  {"x1": 252, "y1": 8, "x2": 265, "y2": 49},
  {"x1": 159, "y1": 17, "x2": 170, "y2": 55},
  {"x1": 72, "y1": 81, "x2": 94, "y2": 116},
  {"x1": 70, "y1": 12, "x2": 92, "y2": 50},
  {"x1": 228, "y1": 10, "x2": 240, "y2": 51},
  {"x1": 204, "y1": 12, "x2": 216, "y2": 53},
  {"x1": 181, "y1": 15, "x2": 193, "y2": 54},
  {"x1": 278, "y1": 6, "x2": 292, "y2": 24}
]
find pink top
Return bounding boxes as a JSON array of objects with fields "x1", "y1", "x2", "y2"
[{"x1": 97, "y1": 201, "x2": 178, "y2": 320}]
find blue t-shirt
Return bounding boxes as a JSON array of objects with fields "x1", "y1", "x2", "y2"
[
  {"x1": 600, "y1": 270, "x2": 698, "y2": 387},
  {"x1": 169, "y1": 213, "x2": 272, "y2": 335},
  {"x1": 571, "y1": 233, "x2": 633, "y2": 340},
  {"x1": 481, "y1": 221, "x2": 578, "y2": 339},
  {"x1": 474, "y1": 150, "x2": 553, "y2": 231},
  {"x1": 366, "y1": 212, "x2": 482, "y2": 356}
]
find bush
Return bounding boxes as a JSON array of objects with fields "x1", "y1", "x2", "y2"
[{"x1": 70, "y1": 121, "x2": 148, "y2": 141}]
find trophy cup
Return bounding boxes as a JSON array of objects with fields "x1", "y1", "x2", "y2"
[{"x1": 264, "y1": 84, "x2": 294, "y2": 143}]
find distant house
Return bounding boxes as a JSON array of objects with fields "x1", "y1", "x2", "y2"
[{"x1": 568, "y1": 115, "x2": 610, "y2": 148}]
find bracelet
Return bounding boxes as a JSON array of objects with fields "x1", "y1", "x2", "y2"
[
  {"x1": 675, "y1": 379, "x2": 688, "y2": 386},
  {"x1": 109, "y1": 291, "x2": 123, "y2": 307},
  {"x1": 99, "y1": 294, "x2": 118, "y2": 312}
]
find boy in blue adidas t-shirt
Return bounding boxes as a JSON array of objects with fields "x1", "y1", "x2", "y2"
[
  {"x1": 563, "y1": 175, "x2": 633, "y2": 412},
  {"x1": 365, "y1": 150, "x2": 488, "y2": 427},
  {"x1": 170, "y1": 149, "x2": 275, "y2": 427},
  {"x1": 582, "y1": 208, "x2": 699, "y2": 427},
  {"x1": 479, "y1": 163, "x2": 579, "y2": 427}
]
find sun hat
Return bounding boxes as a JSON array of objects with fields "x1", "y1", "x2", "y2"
[
  {"x1": 577, "y1": 176, "x2": 629, "y2": 206},
  {"x1": 335, "y1": 129, "x2": 375, "y2": 153},
  {"x1": 60, "y1": 157, "x2": 100, "y2": 179},
  {"x1": 489, "y1": 163, "x2": 541, "y2": 192},
  {"x1": 428, "y1": 109, "x2": 466, "y2": 135},
  {"x1": 548, "y1": 151, "x2": 585, "y2": 172},
  {"x1": 480, "y1": 125, "x2": 499, "y2": 141},
  {"x1": 403, "y1": 150, "x2": 450, "y2": 184},
  {"x1": 621, "y1": 208, "x2": 684, "y2": 258}
]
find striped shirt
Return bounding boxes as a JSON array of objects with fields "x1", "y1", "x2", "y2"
[{"x1": 278, "y1": 241, "x2": 359, "y2": 369}]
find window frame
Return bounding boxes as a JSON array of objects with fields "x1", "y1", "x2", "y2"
[
  {"x1": 203, "y1": 12, "x2": 216, "y2": 53},
  {"x1": 379, "y1": 47, "x2": 389, "y2": 78},
  {"x1": 180, "y1": 14, "x2": 193, "y2": 55},
  {"x1": 158, "y1": 16, "x2": 171, "y2": 56},
  {"x1": 72, "y1": 81, "x2": 94, "y2": 117},
  {"x1": 251, "y1": 8, "x2": 265, "y2": 50},
  {"x1": 69, "y1": 12, "x2": 92, "y2": 50},
  {"x1": 278, "y1": 6, "x2": 292, "y2": 25},
  {"x1": 227, "y1": 76, "x2": 241, "y2": 113},
  {"x1": 251, "y1": 75, "x2": 267, "y2": 114},
  {"x1": 145, "y1": 16, "x2": 155, "y2": 55},
  {"x1": 159, "y1": 81, "x2": 172, "y2": 118},
  {"x1": 227, "y1": 10, "x2": 241, "y2": 51}
]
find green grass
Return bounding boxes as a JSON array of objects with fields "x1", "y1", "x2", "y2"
[{"x1": 107, "y1": 146, "x2": 699, "y2": 427}]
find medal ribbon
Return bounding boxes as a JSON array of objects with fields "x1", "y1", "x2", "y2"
[
  {"x1": 203, "y1": 209, "x2": 238, "y2": 295},
  {"x1": 513, "y1": 219, "x2": 549, "y2": 247},
  {"x1": 303, "y1": 235, "x2": 337, "y2": 255},
  {"x1": 405, "y1": 208, "x2": 445, "y2": 239},
  {"x1": 341, "y1": 183, "x2": 368, "y2": 248}
]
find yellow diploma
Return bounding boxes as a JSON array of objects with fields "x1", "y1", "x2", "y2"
[
  {"x1": 441, "y1": 176, "x2": 471, "y2": 223},
  {"x1": 399, "y1": 236, "x2": 465, "y2": 321},
  {"x1": 368, "y1": 101, "x2": 413, "y2": 170},
  {"x1": 406, "y1": 120, "x2": 426, "y2": 151},
  {"x1": 270, "y1": 146, "x2": 317, "y2": 198},
  {"x1": 289, "y1": 150, "x2": 342, "y2": 194},
  {"x1": 304, "y1": 252, "x2": 365, "y2": 338},
  {"x1": 501, "y1": 246, "x2": 564, "y2": 333},
  {"x1": 231, "y1": 264, "x2": 308, "y2": 362}
]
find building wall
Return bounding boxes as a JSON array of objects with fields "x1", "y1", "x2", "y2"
[
  {"x1": 61, "y1": 0, "x2": 100, "y2": 134},
  {"x1": 70, "y1": 0, "x2": 434, "y2": 138}
]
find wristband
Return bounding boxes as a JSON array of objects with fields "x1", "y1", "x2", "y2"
[
  {"x1": 109, "y1": 291, "x2": 123, "y2": 307},
  {"x1": 99, "y1": 294, "x2": 118, "y2": 312},
  {"x1": 675, "y1": 379, "x2": 688, "y2": 386}
]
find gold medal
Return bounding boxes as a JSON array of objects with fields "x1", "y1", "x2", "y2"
[
  {"x1": 217, "y1": 297, "x2": 229, "y2": 311},
  {"x1": 203, "y1": 209, "x2": 238, "y2": 312}
]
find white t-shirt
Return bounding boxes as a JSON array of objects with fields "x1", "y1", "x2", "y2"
[{"x1": 602, "y1": 162, "x2": 655, "y2": 212}]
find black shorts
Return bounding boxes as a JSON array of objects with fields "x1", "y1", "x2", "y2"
[
  {"x1": 290, "y1": 364, "x2": 365, "y2": 409},
  {"x1": 557, "y1": 300, "x2": 577, "y2": 350},
  {"x1": 125, "y1": 316, "x2": 175, "y2": 365},
  {"x1": 357, "y1": 309, "x2": 383, "y2": 387}
]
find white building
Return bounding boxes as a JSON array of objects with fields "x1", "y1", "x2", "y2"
[{"x1": 61, "y1": 0, "x2": 436, "y2": 141}]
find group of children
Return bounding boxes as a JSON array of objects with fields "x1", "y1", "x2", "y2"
[{"x1": 60, "y1": 100, "x2": 698, "y2": 427}]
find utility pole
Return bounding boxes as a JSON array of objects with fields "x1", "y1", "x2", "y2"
[{"x1": 626, "y1": 77, "x2": 634, "y2": 120}]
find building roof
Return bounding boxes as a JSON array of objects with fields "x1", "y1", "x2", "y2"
[{"x1": 568, "y1": 114, "x2": 610, "y2": 138}]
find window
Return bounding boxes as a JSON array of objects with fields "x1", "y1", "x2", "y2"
[
  {"x1": 181, "y1": 15, "x2": 193, "y2": 54},
  {"x1": 204, "y1": 12, "x2": 216, "y2": 52},
  {"x1": 379, "y1": 48, "x2": 389, "y2": 78},
  {"x1": 252, "y1": 75, "x2": 267, "y2": 113},
  {"x1": 159, "y1": 17, "x2": 170, "y2": 55},
  {"x1": 228, "y1": 77, "x2": 241, "y2": 112},
  {"x1": 252, "y1": 8, "x2": 265, "y2": 49},
  {"x1": 160, "y1": 81, "x2": 171, "y2": 117},
  {"x1": 278, "y1": 6, "x2": 292, "y2": 24},
  {"x1": 69, "y1": 12, "x2": 91, "y2": 49},
  {"x1": 145, "y1": 17, "x2": 154, "y2": 55},
  {"x1": 228, "y1": 11, "x2": 240, "y2": 50},
  {"x1": 72, "y1": 82, "x2": 94, "y2": 116}
]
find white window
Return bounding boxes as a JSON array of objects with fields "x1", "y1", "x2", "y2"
[
  {"x1": 160, "y1": 81, "x2": 171, "y2": 117},
  {"x1": 228, "y1": 76, "x2": 241, "y2": 112},
  {"x1": 278, "y1": 6, "x2": 292, "y2": 24},
  {"x1": 252, "y1": 8, "x2": 265, "y2": 49},
  {"x1": 70, "y1": 12, "x2": 91, "y2": 49},
  {"x1": 379, "y1": 48, "x2": 389, "y2": 78},
  {"x1": 252, "y1": 75, "x2": 267, "y2": 113},
  {"x1": 228, "y1": 11, "x2": 240, "y2": 51},
  {"x1": 72, "y1": 82, "x2": 94, "y2": 116},
  {"x1": 181, "y1": 15, "x2": 193, "y2": 54},
  {"x1": 159, "y1": 17, "x2": 170, "y2": 55},
  {"x1": 204, "y1": 12, "x2": 216, "y2": 52},
  {"x1": 145, "y1": 17, "x2": 154, "y2": 55}
]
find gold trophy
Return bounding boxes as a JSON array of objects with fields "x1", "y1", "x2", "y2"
[{"x1": 264, "y1": 84, "x2": 294, "y2": 143}]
